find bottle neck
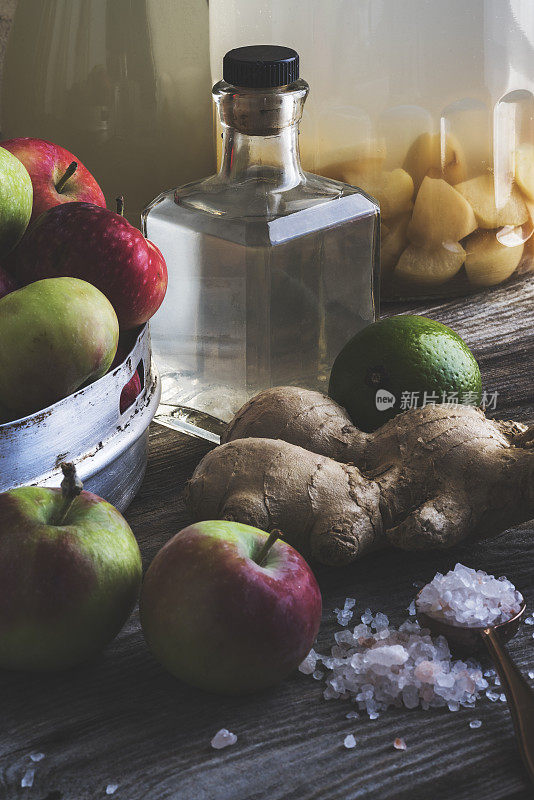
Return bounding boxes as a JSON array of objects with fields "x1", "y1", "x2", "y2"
[
  {"x1": 219, "y1": 125, "x2": 303, "y2": 188},
  {"x1": 214, "y1": 79, "x2": 308, "y2": 191}
]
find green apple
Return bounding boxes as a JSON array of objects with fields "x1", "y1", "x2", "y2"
[
  {"x1": 0, "y1": 145, "x2": 33, "y2": 256},
  {"x1": 0, "y1": 277, "x2": 118, "y2": 416},
  {"x1": 0, "y1": 464, "x2": 142, "y2": 671}
]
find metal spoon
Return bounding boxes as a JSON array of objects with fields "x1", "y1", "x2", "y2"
[{"x1": 416, "y1": 597, "x2": 534, "y2": 783}]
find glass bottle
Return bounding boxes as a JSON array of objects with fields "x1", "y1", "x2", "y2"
[{"x1": 143, "y1": 46, "x2": 379, "y2": 441}]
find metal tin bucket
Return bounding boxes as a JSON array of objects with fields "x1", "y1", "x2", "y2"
[{"x1": 0, "y1": 324, "x2": 160, "y2": 511}]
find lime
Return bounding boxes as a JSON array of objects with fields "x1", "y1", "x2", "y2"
[{"x1": 328, "y1": 315, "x2": 482, "y2": 431}]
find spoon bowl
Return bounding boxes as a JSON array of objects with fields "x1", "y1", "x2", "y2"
[{"x1": 415, "y1": 594, "x2": 526, "y2": 654}]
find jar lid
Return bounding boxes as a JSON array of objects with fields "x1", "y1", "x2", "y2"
[{"x1": 223, "y1": 45, "x2": 299, "y2": 88}]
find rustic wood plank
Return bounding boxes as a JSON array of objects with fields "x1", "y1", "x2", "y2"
[{"x1": 0, "y1": 280, "x2": 532, "y2": 800}]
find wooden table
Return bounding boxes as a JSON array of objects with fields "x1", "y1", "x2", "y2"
[{"x1": 1, "y1": 279, "x2": 533, "y2": 800}]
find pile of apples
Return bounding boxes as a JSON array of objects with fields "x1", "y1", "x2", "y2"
[
  {"x1": 0, "y1": 457, "x2": 321, "y2": 693},
  {"x1": 0, "y1": 138, "x2": 167, "y2": 422},
  {"x1": 325, "y1": 133, "x2": 534, "y2": 290},
  {"x1": 0, "y1": 141, "x2": 320, "y2": 694}
]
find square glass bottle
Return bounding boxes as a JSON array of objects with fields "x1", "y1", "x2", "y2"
[{"x1": 142, "y1": 45, "x2": 379, "y2": 440}]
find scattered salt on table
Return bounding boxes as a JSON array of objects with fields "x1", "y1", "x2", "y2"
[
  {"x1": 416, "y1": 563, "x2": 523, "y2": 628},
  {"x1": 343, "y1": 734, "x2": 357, "y2": 749},
  {"x1": 211, "y1": 729, "x2": 238, "y2": 749},
  {"x1": 299, "y1": 614, "x2": 488, "y2": 718},
  {"x1": 393, "y1": 738, "x2": 407, "y2": 750},
  {"x1": 21, "y1": 768, "x2": 35, "y2": 788}
]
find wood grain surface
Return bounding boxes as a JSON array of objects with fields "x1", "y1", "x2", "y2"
[{"x1": 0, "y1": 278, "x2": 532, "y2": 800}]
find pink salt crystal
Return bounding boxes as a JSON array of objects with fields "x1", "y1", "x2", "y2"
[{"x1": 393, "y1": 738, "x2": 407, "y2": 750}]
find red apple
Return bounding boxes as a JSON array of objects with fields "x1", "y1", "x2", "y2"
[
  {"x1": 0, "y1": 264, "x2": 16, "y2": 299},
  {"x1": 0, "y1": 464, "x2": 142, "y2": 671},
  {"x1": 109, "y1": 332, "x2": 143, "y2": 413},
  {"x1": 120, "y1": 371, "x2": 142, "y2": 413},
  {"x1": 1, "y1": 137, "x2": 106, "y2": 223},
  {"x1": 12, "y1": 202, "x2": 168, "y2": 329},
  {"x1": 140, "y1": 521, "x2": 322, "y2": 694}
]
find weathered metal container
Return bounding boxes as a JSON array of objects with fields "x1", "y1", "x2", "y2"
[{"x1": 0, "y1": 324, "x2": 160, "y2": 511}]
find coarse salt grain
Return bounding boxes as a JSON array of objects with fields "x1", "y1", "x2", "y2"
[
  {"x1": 334, "y1": 598, "x2": 356, "y2": 627},
  {"x1": 393, "y1": 738, "x2": 407, "y2": 750},
  {"x1": 21, "y1": 768, "x2": 35, "y2": 788},
  {"x1": 106, "y1": 784, "x2": 119, "y2": 795},
  {"x1": 298, "y1": 649, "x2": 318, "y2": 675},
  {"x1": 469, "y1": 720, "x2": 482, "y2": 729},
  {"x1": 29, "y1": 752, "x2": 45, "y2": 762},
  {"x1": 416, "y1": 563, "x2": 523, "y2": 628},
  {"x1": 344, "y1": 734, "x2": 357, "y2": 749},
  {"x1": 528, "y1": 671, "x2": 534, "y2": 680},
  {"x1": 298, "y1": 615, "x2": 488, "y2": 718},
  {"x1": 211, "y1": 729, "x2": 237, "y2": 749}
]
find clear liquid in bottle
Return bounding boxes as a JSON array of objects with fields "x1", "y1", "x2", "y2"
[{"x1": 143, "y1": 45, "x2": 379, "y2": 440}]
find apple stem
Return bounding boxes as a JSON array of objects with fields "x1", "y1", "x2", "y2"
[
  {"x1": 56, "y1": 462, "x2": 83, "y2": 525},
  {"x1": 255, "y1": 528, "x2": 282, "y2": 566},
  {"x1": 116, "y1": 195, "x2": 125, "y2": 216},
  {"x1": 55, "y1": 161, "x2": 78, "y2": 193}
]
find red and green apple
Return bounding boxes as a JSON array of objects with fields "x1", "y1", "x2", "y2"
[
  {"x1": 0, "y1": 277, "x2": 118, "y2": 416},
  {"x1": 1, "y1": 137, "x2": 106, "y2": 222},
  {"x1": 12, "y1": 202, "x2": 167, "y2": 329},
  {"x1": 0, "y1": 464, "x2": 142, "y2": 671},
  {"x1": 140, "y1": 521, "x2": 322, "y2": 694}
]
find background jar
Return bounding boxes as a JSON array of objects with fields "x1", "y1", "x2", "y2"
[{"x1": 210, "y1": 0, "x2": 534, "y2": 299}]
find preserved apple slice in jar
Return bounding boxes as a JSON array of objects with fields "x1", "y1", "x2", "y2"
[
  {"x1": 403, "y1": 132, "x2": 466, "y2": 191},
  {"x1": 395, "y1": 242, "x2": 465, "y2": 286},
  {"x1": 515, "y1": 144, "x2": 534, "y2": 202},
  {"x1": 455, "y1": 174, "x2": 528, "y2": 229},
  {"x1": 465, "y1": 230, "x2": 524, "y2": 288},
  {"x1": 408, "y1": 176, "x2": 477, "y2": 249}
]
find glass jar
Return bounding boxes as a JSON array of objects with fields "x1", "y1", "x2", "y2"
[
  {"x1": 210, "y1": 0, "x2": 534, "y2": 298},
  {"x1": 143, "y1": 46, "x2": 379, "y2": 440},
  {"x1": 2, "y1": 0, "x2": 215, "y2": 226}
]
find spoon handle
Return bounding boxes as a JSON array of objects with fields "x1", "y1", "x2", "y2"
[{"x1": 482, "y1": 627, "x2": 534, "y2": 783}]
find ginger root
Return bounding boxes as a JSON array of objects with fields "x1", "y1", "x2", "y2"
[{"x1": 187, "y1": 387, "x2": 534, "y2": 566}]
